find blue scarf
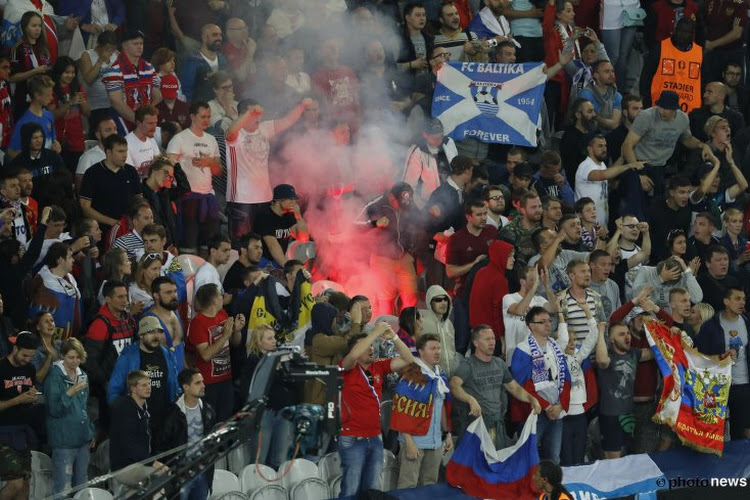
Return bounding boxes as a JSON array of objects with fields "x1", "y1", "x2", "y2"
[{"x1": 528, "y1": 334, "x2": 566, "y2": 400}]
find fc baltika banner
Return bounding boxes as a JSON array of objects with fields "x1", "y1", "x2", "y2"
[
  {"x1": 432, "y1": 62, "x2": 546, "y2": 147},
  {"x1": 644, "y1": 321, "x2": 732, "y2": 456}
]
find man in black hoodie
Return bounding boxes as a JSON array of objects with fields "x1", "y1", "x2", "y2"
[{"x1": 157, "y1": 368, "x2": 216, "y2": 499}]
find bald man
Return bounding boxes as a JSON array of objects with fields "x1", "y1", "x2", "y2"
[
  {"x1": 689, "y1": 81, "x2": 745, "y2": 143},
  {"x1": 222, "y1": 18, "x2": 257, "y2": 88},
  {"x1": 179, "y1": 23, "x2": 229, "y2": 102}
]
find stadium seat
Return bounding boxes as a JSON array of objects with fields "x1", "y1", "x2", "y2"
[
  {"x1": 30, "y1": 450, "x2": 53, "y2": 500},
  {"x1": 289, "y1": 477, "x2": 330, "y2": 500},
  {"x1": 317, "y1": 452, "x2": 341, "y2": 483},
  {"x1": 278, "y1": 458, "x2": 318, "y2": 491},
  {"x1": 330, "y1": 474, "x2": 342, "y2": 498},
  {"x1": 248, "y1": 484, "x2": 287, "y2": 500},
  {"x1": 212, "y1": 493, "x2": 249, "y2": 500},
  {"x1": 210, "y1": 469, "x2": 241, "y2": 500},
  {"x1": 239, "y1": 463, "x2": 277, "y2": 494},
  {"x1": 227, "y1": 443, "x2": 253, "y2": 476},
  {"x1": 73, "y1": 488, "x2": 115, "y2": 500}
]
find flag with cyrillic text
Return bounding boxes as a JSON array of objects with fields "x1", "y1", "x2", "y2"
[
  {"x1": 431, "y1": 62, "x2": 546, "y2": 147},
  {"x1": 644, "y1": 320, "x2": 732, "y2": 456}
]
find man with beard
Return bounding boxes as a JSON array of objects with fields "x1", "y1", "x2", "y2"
[
  {"x1": 125, "y1": 105, "x2": 161, "y2": 180},
  {"x1": 223, "y1": 232, "x2": 263, "y2": 297},
  {"x1": 530, "y1": 228, "x2": 590, "y2": 296},
  {"x1": 648, "y1": 175, "x2": 692, "y2": 261},
  {"x1": 500, "y1": 188, "x2": 542, "y2": 265},
  {"x1": 561, "y1": 99, "x2": 597, "y2": 186},
  {"x1": 107, "y1": 316, "x2": 179, "y2": 436},
  {"x1": 578, "y1": 61, "x2": 622, "y2": 131},
  {"x1": 721, "y1": 63, "x2": 745, "y2": 113},
  {"x1": 143, "y1": 276, "x2": 185, "y2": 370},
  {"x1": 575, "y1": 134, "x2": 644, "y2": 229},
  {"x1": 434, "y1": 1, "x2": 485, "y2": 62},
  {"x1": 485, "y1": 185, "x2": 509, "y2": 229},
  {"x1": 689, "y1": 82, "x2": 745, "y2": 144},
  {"x1": 606, "y1": 94, "x2": 642, "y2": 165},
  {"x1": 180, "y1": 24, "x2": 228, "y2": 102},
  {"x1": 595, "y1": 321, "x2": 655, "y2": 458}
]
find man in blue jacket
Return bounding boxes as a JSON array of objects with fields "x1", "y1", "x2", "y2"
[
  {"x1": 107, "y1": 316, "x2": 179, "y2": 436},
  {"x1": 695, "y1": 286, "x2": 750, "y2": 440}
]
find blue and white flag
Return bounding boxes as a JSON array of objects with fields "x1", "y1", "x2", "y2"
[
  {"x1": 432, "y1": 62, "x2": 547, "y2": 147},
  {"x1": 564, "y1": 454, "x2": 667, "y2": 499}
]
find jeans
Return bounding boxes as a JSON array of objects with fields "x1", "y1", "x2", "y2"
[
  {"x1": 338, "y1": 435, "x2": 384, "y2": 497},
  {"x1": 181, "y1": 472, "x2": 209, "y2": 500},
  {"x1": 252, "y1": 409, "x2": 295, "y2": 469},
  {"x1": 601, "y1": 27, "x2": 637, "y2": 89},
  {"x1": 536, "y1": 412, "x2": 563, "y2": 464},
  {"x1": 560, "y1": 413, "x2": 587, "y2": 466},
  {"x1": 52, "y1": 444, "x2": 90, "y2": 495}
]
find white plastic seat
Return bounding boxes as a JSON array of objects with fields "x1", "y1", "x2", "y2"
[
  {"x1": 73, "y1": 487, "x2": 114, "y2": 500},
  {"x1": 277, "y1": 458, "x2": 318, "y2": 491},
  {"x1": 317, "y1": 452, "x2": 341, "y2": 483},
  {"x1": 289, "y1": 477, "x2": 330, "y2": 500},
  {"x1": 330, "y1": 474, "x2": 342, "y2": 498},
  {"x1": 30, "y1": 450, "x2": 53, "y2": 500},
  {"x1": 248, "y1": 484, "x2": 287, "y2": 500},
  {"x1": 227, "y1": 443, "x2": 253, "y2": 476},
  {"x1": 380, "y1": 465, "x2": 399, "y2": 491},
  {"x1": 239, "y1": 463, "x2": 277, "y2": 494},
  {"x1": 212, "y1": 493, "x2": 249, "y2": 500},
  {"x1": 210, "y1": 469, "x2": 241, "y2": 500}
]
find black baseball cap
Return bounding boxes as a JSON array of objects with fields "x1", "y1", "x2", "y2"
[
  {"x1": 514, "y1": 162, "x2": 535, "y2": 179},
  {"x1": 272, "y1": 184, "x2": 298, "y2": 201},
  {"x1": 655, "y1": 90, "x2": 680, "y2": 110},
  {"x1": 122, "y1": 30, "x2": 146, "y2": 43}
]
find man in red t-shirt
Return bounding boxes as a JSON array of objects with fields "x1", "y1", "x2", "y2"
[
  {"x1": 446, "y1": 199, "x2": 498, "y2": 355},
  {"x1": 187, "y1": 282, "x2": 245, "y2": 422},
  {"x1": 339, "y1": 322, "x2": 415, "y2": 497}
]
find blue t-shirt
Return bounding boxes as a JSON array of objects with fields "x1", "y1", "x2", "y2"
[{"x1": 9, "y1": 109, "x2": 56, "y2": 152}]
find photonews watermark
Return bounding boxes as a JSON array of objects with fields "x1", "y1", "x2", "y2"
[{"x1": 655, "y1": 476, "x2": 748, "y2": 489}]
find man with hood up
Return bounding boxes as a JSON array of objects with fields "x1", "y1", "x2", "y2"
[
  {"x1": 469, "y1": 240, "x2": 514, "y2": 357},
  {"x1": 421, "y1": 284, "x2": 458, "y2": 378},
  {"x1": 304, "y1": 302, "x2": 353, "y2": 406}
]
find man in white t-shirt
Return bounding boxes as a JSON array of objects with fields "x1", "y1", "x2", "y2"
[
  {"x1": 503, "y1": 266, "x2": 556, "y2": 364},
  {"x1": 224, "y1": 96, "x2": 316, "y2": 246},
  {"x1": 75, "y1": 115, "x2": 117, "y2": 192},
  {"x1": 575, "y1": 133, "x2": 643, "y2": 228},
  {"x1": 167, "y1": 101, "x2": 222, "y2": 253},
  {"x1": 126, "y1": 104, "x2": 162, "y2": 179},
  {"x1": 192, "y1": 234, "x2": 232, "y2": 315}
]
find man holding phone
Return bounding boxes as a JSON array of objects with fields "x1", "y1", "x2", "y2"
[{"x1": 0, "y1": 332, "x2": 46, "y2": 443}]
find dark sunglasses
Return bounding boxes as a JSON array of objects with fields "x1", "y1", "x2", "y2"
[{"x1": 432, "y1": 297, "x2": 449, "y2": 303}]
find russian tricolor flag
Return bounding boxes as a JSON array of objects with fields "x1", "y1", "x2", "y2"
[{"x1": 446, "y1": 414, "x2": 539, "y2": 499}]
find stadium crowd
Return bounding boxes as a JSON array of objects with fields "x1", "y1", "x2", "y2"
[{"x1": 0, "y1": 0, "x2": 749, "y2": 498}]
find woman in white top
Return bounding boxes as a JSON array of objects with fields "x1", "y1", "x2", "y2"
[
  {"x1": 78, "y1": 30, "x2": 118, "y2": 125},
  {"x1": 600, "y1": 0, "x2": 640, "y2": 88},
  {"x1": 207, "y1": 70, "x2": 238, "y2": 133},
  {"x1": 128, "y1": 252, "x2": 162, "y2": 312}
]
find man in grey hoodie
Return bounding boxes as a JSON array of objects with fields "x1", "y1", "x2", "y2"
[
  {"x1": 421, "y1": 285, "x2": 458, "y2": 378},
  {"x1": 631, "y1": 255, "x2": 703, "y2": 310}
]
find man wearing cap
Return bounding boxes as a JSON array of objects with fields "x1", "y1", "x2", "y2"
[
  {"x1": 620, "y1": 90, "x2": 712, "y2": 219},
  {"x1": 509, "y1": 162, "x2": 534, "y2": 193},
  {"x1": 107, "y1": 315, "x2": 179, "y2": 436},
  {"x1": 180, "y1": 24, "x2": 228, "y2": 103},
  {"x1": 225, "y1": 98, "x2": 316, "y2": 248},
  {"x1": 155, "y1": 74, "x2": 190, "y2": 130},
  {"x1": 125, "y1": 105, "x2": 161, "y2": 180},
  {"x1": 403, "y1": 117, "x2": 458, "y2": 209},
  {"x1": 102, "y1": 30, "x2": 162, "y2": 134},
  {"x1": 0, "y1": 332, "x2": 45, "y2": 441},
  {"x1": 167, "y1": 101, "x2": 221, "y2": 254},
  {"x1": 253, "y1": 184, "x2": 309, "y2": 267}
]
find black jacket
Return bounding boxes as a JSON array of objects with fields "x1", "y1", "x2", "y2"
[
  {"x1": 141, "y1": 163, "x2": 190, "y2": 247},
  {"x1": 109, "y1": 396, "x2": 153, "y2": 471},
  {"x1": 0, "y1": 222, "x2": 46, "y2": 328},
  {"x1": 156, "y1": 396, "x2": 216, "y2": 491}
]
